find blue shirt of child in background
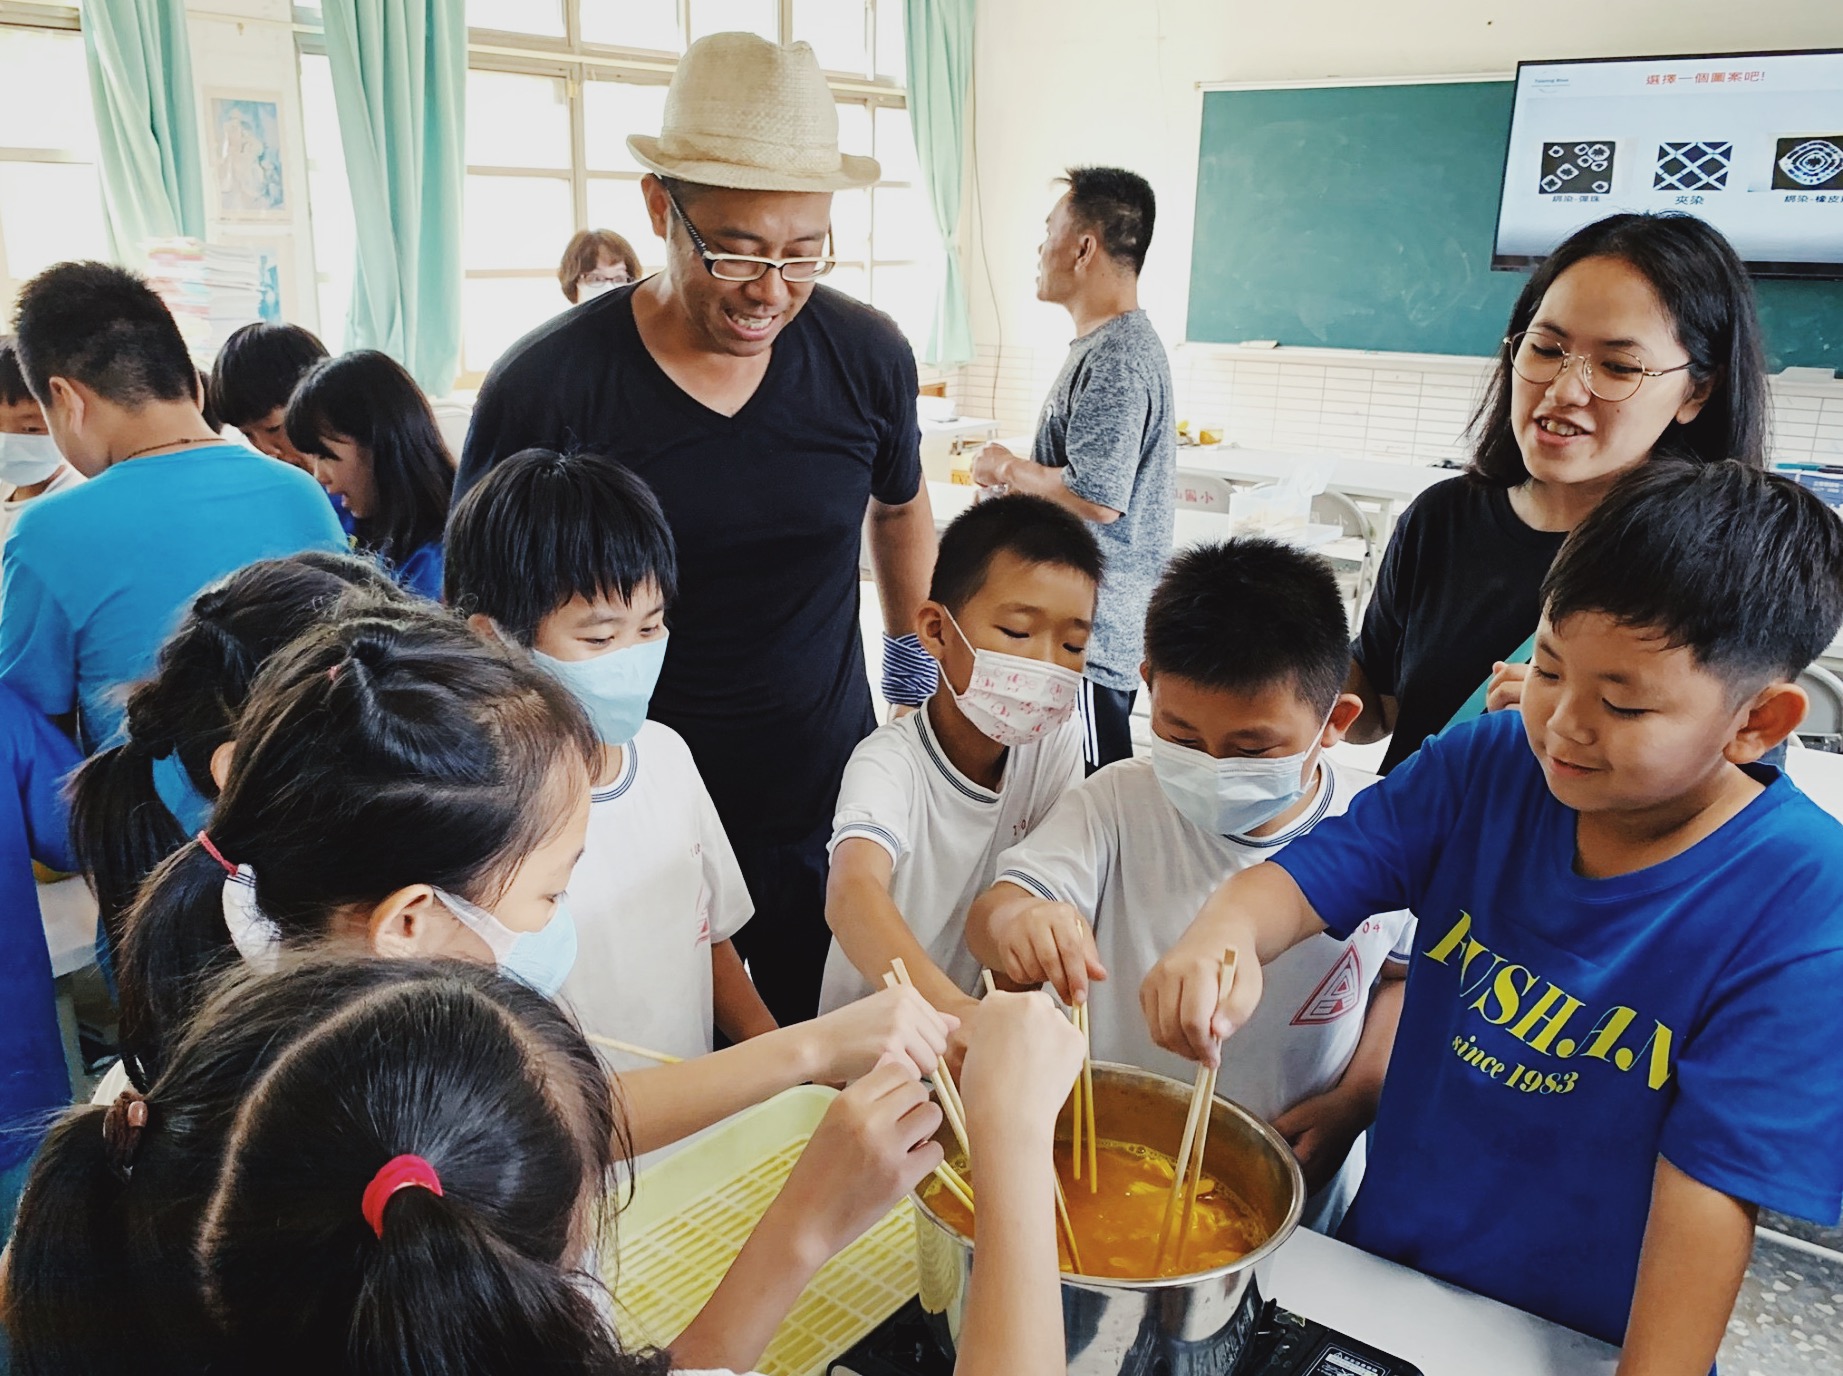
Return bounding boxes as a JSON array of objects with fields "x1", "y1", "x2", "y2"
[
  {"x1": 392, "y1": 540, "x2": 444, "y2": 602},
  {"x1": 0, "y1": 444, "x2": 345, "y2": 750},
  {"x1": 0, "y1": 682, "x2": 79, "y2": 1194},
  {"x1": 1276, "y1": 708, "x2": 1843, "y2": 1347}
]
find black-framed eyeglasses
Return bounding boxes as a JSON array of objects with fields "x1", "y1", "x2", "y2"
[
  {"x1": 662, "y1": 183, "x2": 836, "y2": 284},
  {"x1": 1504, "y1": 329, "x2": 1694, "y2": 404}
]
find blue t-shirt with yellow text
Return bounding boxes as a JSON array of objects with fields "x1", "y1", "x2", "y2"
[{"x1": 1275, "y1": 709, "x2": 1843, "y2": 1346}]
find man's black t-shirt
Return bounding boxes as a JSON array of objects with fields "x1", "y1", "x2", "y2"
[
  {"x1": 1353, "y1": 476, "x2": 1567, "y2": 775},
  {"x1": 457, "y1": 284, "x2": 921, "y2": 844}
]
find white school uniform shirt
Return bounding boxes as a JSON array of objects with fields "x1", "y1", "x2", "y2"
[
  {"x1": 993, "y1": 756, "x2": 1414, "y2": 1228},
  {"x1": 0, "y1": 467, "x2": 81, "y2": 603},
  {"x1": 560, "y1": 721, "x2": 752, "y2": 1071},
  {"x1": 817, "y1": 703, "x2": 1082, "y2": 1013}
]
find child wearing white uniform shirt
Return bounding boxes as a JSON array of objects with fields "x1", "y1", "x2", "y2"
[
  {"x1": 820, "y1": 495, "x2": 1101, "y2": 1019},
  {"x1": 570, "y1": 718, "x2": 753, "y2": 1064},
  {"x1": 446, "y1": 447, "x2": 777, "y2": 1062},
  {"x1": 970, "y1": 539, "x2": 1411, "y2": 1229}
]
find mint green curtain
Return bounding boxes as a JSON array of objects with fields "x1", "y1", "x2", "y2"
[
  {"x1": 322, "y1": 0, "x2": 465, "y2": 394},
  {"x1": 83, "y1": 0, "x2": 207, "y2": 262},
  {"x1": 904, "y1": 0, "x2": 976, "y2": 367}
]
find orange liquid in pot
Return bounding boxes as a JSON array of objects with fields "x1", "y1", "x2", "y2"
[{"x1": 921, "y1": 1138, "x2": 1270, "y2": 1280}]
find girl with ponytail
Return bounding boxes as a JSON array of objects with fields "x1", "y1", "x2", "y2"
[
  {"x1": 67, "y1": 551, "x2": 405, "y2": 960},
  {"x1": 4, "y1": 958, "x2": 1085, "y2": 1376},
  {"x1": 113, "y1": 602, "x2": 960, "y2": 1165}
]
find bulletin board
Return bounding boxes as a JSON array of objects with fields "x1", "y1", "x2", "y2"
[{"x1": 1185, "y1": 78, "x2": 1843, "y2": 369}]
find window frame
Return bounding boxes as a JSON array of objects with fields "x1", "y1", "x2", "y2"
[
  {"x1": 0, "y1": 2, "x2": 103, "y2": 318},
  {"x1": 297, "y1": 0, "x2": 920, "y2": 387}
]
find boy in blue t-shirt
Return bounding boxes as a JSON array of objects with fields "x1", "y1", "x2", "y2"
[
  {"x1": 1145, "y1": 461, "x2": 1843, "y2": 1366},
  {"x1": 0, "y1": 263, "x2": 345, "y2": 750}
]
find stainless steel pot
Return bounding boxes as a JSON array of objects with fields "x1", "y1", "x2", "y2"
[{"x1": 913, "y1": 1062, "x2": 1305, "y2": 1376}]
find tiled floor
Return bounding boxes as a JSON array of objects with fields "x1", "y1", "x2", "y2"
[{"x1": 1722, "y1": 1230, "x2": 1843, "y2": 1374}]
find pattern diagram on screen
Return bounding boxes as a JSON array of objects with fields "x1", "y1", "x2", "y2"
[
  {"x1": 1772, "y1": 137, "x2": 1843, "y2": 191},
  {"x1": 1653, "y1": 141, "x2": 1732, "y2": 192},
  {"x1": 1541, "y1": 141, "x2": 1615, "y2": 195}
]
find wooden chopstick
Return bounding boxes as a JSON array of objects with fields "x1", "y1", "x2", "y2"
[
  {"x1": 933, "y1": 1159, "x2": 976, "y2": 1215},
  {"x1": 1078, "y1": 1003, "x2": 1098, "y2": 1192},
  {"x1": 586, "y1": 1033, "x2": 683, "y2": 1065},
  {"x1": 981, "y1": 968, "x2": 998, "y2": 996},
  {"x1": 1069, "y1": 1004, "x2": 1084, "y2": 1184},
  {"x1": 894, "y1": 960, "x2": 1085, "y2": 1273},
  {"x1": 887, "y1": 963, "x2": 972, "y2": 1161},
  {"x1": 1153, "y1": 953, "x2": 1237, "y2": 1273}
]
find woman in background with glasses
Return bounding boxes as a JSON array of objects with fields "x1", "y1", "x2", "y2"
[
  {"x1": 558, "y1": 228, "x2": 643, "y2": 305},
  {"x1": 1344, "y1": 212, "x2": 1768, "y2": 773}
]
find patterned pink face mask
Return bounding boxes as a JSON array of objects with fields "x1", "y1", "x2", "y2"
[{"x1": 945, "y1": 612, "x2": 1084, "y2": 748}]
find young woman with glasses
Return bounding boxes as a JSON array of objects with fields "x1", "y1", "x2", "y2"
[{"x1": 1344, "y1": 212, "x2": 1769, "y2": 772}]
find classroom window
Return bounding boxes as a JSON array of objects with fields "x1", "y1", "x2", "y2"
[
  {"x1": 297, "y1": 1, "x2": 928, "y2": 385},
  {"x1": 0, "y1": 14, "x2": 108, "y2": 320}
]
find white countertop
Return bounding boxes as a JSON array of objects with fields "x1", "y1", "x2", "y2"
[
  {"x1": 1257, "y1": 1227, "x2": 1619, "y2": 1375},
  {"x1": 1178, "y1": 446, "x2": 1451, "y2": 505},
  {"x1": 925, "y1": 482, "x2": 1359, "y2": 560}
]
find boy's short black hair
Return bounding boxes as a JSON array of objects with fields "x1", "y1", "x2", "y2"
[
  {"x1": 0, "y1": 336, "x2": 30, "y2": 407},
  {"x1": 444, "y1": 448, "x2": 678, "y2": 645},
  {"x1": 1144, "y1": 538, "x2": 1350, "y2": 713},
  {"x1": 1060, "y1": 167, "x2": 1157, "y2": 275},
  {"x1": 11, "y1": 261, "x2": 198, "y2": 407},
  {"x1": 209, "y1": 322, "x2": 329, "y2": 428},
  {"x1": 1543, "y1": 460, "x2": 1843, "y2": 693},
  {"x1": 928, "y1": 493, "x2": 1104, "y2": 612}
]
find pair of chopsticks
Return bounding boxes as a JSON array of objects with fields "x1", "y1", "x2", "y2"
[
  {"x1": 1153, "y1": 952, "x2": 1237, "y2": 1274},
  {"x1": 1068, "y1": 1003, "x2": 1098, "y2": 1193},
  {"x1": 894, "y1": 960, "x2": 1084, "y2": 1272}
]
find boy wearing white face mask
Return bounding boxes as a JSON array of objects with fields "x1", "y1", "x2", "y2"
[
  {"x1": 966, "y1": 538, "x2": 1413, "y2": 1229},
  {"x1": 445, "y1": 447, "x2": 777, "y2": 1066},
  {"x1": 0, "y1": 337, "x2": 81, "y2": 580},
  {"x1": 818, "y1": 495, "x2": 1102, "y2": 1020}
]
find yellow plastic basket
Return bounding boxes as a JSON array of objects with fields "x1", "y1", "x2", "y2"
[{"x1": 603, "y1": 1085, "x2": 920, "y2": 1376}]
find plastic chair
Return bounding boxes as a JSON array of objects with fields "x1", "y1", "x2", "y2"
[{"x1": 1796, "y1": 662, "x2": 1843, "y2": 739}]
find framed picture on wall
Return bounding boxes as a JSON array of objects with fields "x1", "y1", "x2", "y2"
[{"x1": 207, "y1": 91, "x2": 289, "y2": 221}]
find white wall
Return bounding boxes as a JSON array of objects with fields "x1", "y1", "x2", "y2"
[
  {"x1": 966, "y1": 0, "x2": 1843, "y2": 354},
  {"x1": 184, "y1": 0, "x2": 320, "y2": 333}
]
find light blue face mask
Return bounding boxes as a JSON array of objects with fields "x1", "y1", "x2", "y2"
[
  {"x1": 431, "y1": 885, "x2": 579, "y2": 999},
  {"x1": 150, "y1": 750, "x2": 213, "y2": 834},
  {"x1": 0, "y1": 431, "x2": 63, "y2": 488},
  {"x1": 533, "y1": 634, "x2": 669, "y2": 746},
  {"x1": 1149, "y1": 726, "x2": 1326, "y2": 839}
]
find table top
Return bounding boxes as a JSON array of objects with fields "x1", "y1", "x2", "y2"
[
  {"x1": 1257, "y1": 1227, "x2": 1619, "y2": 1376},
  {"x1": 926, "y1": 483, "x2": 1362, "y2": 561},
  {"x1": 1178, "y1": 446, "x2": 1452, "y2": 505},
  {"x1": 40, "y1": 875, "x2": 97, "y2": 980}
]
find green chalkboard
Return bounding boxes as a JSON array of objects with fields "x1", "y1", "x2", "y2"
[{"x1": 1186, "y1": 81, "x2": 1843, "y2": 371}]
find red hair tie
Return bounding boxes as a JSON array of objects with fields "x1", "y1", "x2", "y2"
[
  {"x1": 361, "y1": 1154, "x2": 443, "y2": 1238},
  {"x1": 196, "y1": 831, "x2": 237, "y2": 877}
]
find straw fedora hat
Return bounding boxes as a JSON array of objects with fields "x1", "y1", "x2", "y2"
[{"x1": 626, "y1": 32, "x2": 881, "y2": 193}]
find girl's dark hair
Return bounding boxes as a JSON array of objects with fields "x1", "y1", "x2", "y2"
[
  {"x1": 68, "y1": 553, "x2": 408, "y2": 957},
  {"x1": 1468, "y1": 212, "x2": 1768, "y2": 486},
  {"x1": 285, "y1": 350, "x2": 455, "y2": 565},
  {"x1": 4, "y1": 956, "x2": 666, "y2": 1376},
  {"x1": 444, "y1": 448, "x2": 679, "y2": 647},
  {"x1": 115, "y1": 604, "x2": 599, "y2": 1087}
]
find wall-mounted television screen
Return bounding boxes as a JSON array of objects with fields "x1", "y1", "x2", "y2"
[{"x1": 1493, "y1": 49, "x2": 1843, "y2": 278}]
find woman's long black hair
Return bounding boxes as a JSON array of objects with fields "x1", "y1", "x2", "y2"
[
  {"x1": 286, "y1": 350, "x2": 455, "y2": 563},
  {"x1": 1468, "y1": 211, "x2": 1769, "y2": 485},
  {"x1": 3, "y1": 956, "x2": 665, "y2": 1376},
  {"x1": 67, "y1": 553, "x2": 407, "y2": 957},
  {"x1": 113, "y1": 602, "x2": 598, "y2": 1087}
]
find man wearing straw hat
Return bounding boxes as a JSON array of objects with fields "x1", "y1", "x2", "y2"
[{"x1": 456, "y1": 33, "x2": 939, "y2": 1025}]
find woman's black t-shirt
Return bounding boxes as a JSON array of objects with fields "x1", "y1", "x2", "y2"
[{"x1": 1354, "y1": 476, "x2": 1568, "y2": 774}]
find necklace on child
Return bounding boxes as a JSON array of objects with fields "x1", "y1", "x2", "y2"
[{"x1": 118, "y1": 435, "x2": 222, "y2": 463}]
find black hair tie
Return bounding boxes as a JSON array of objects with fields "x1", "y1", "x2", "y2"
[{"x1": 102, "y1": 1088, "x2": 152, "y2": 1179}]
